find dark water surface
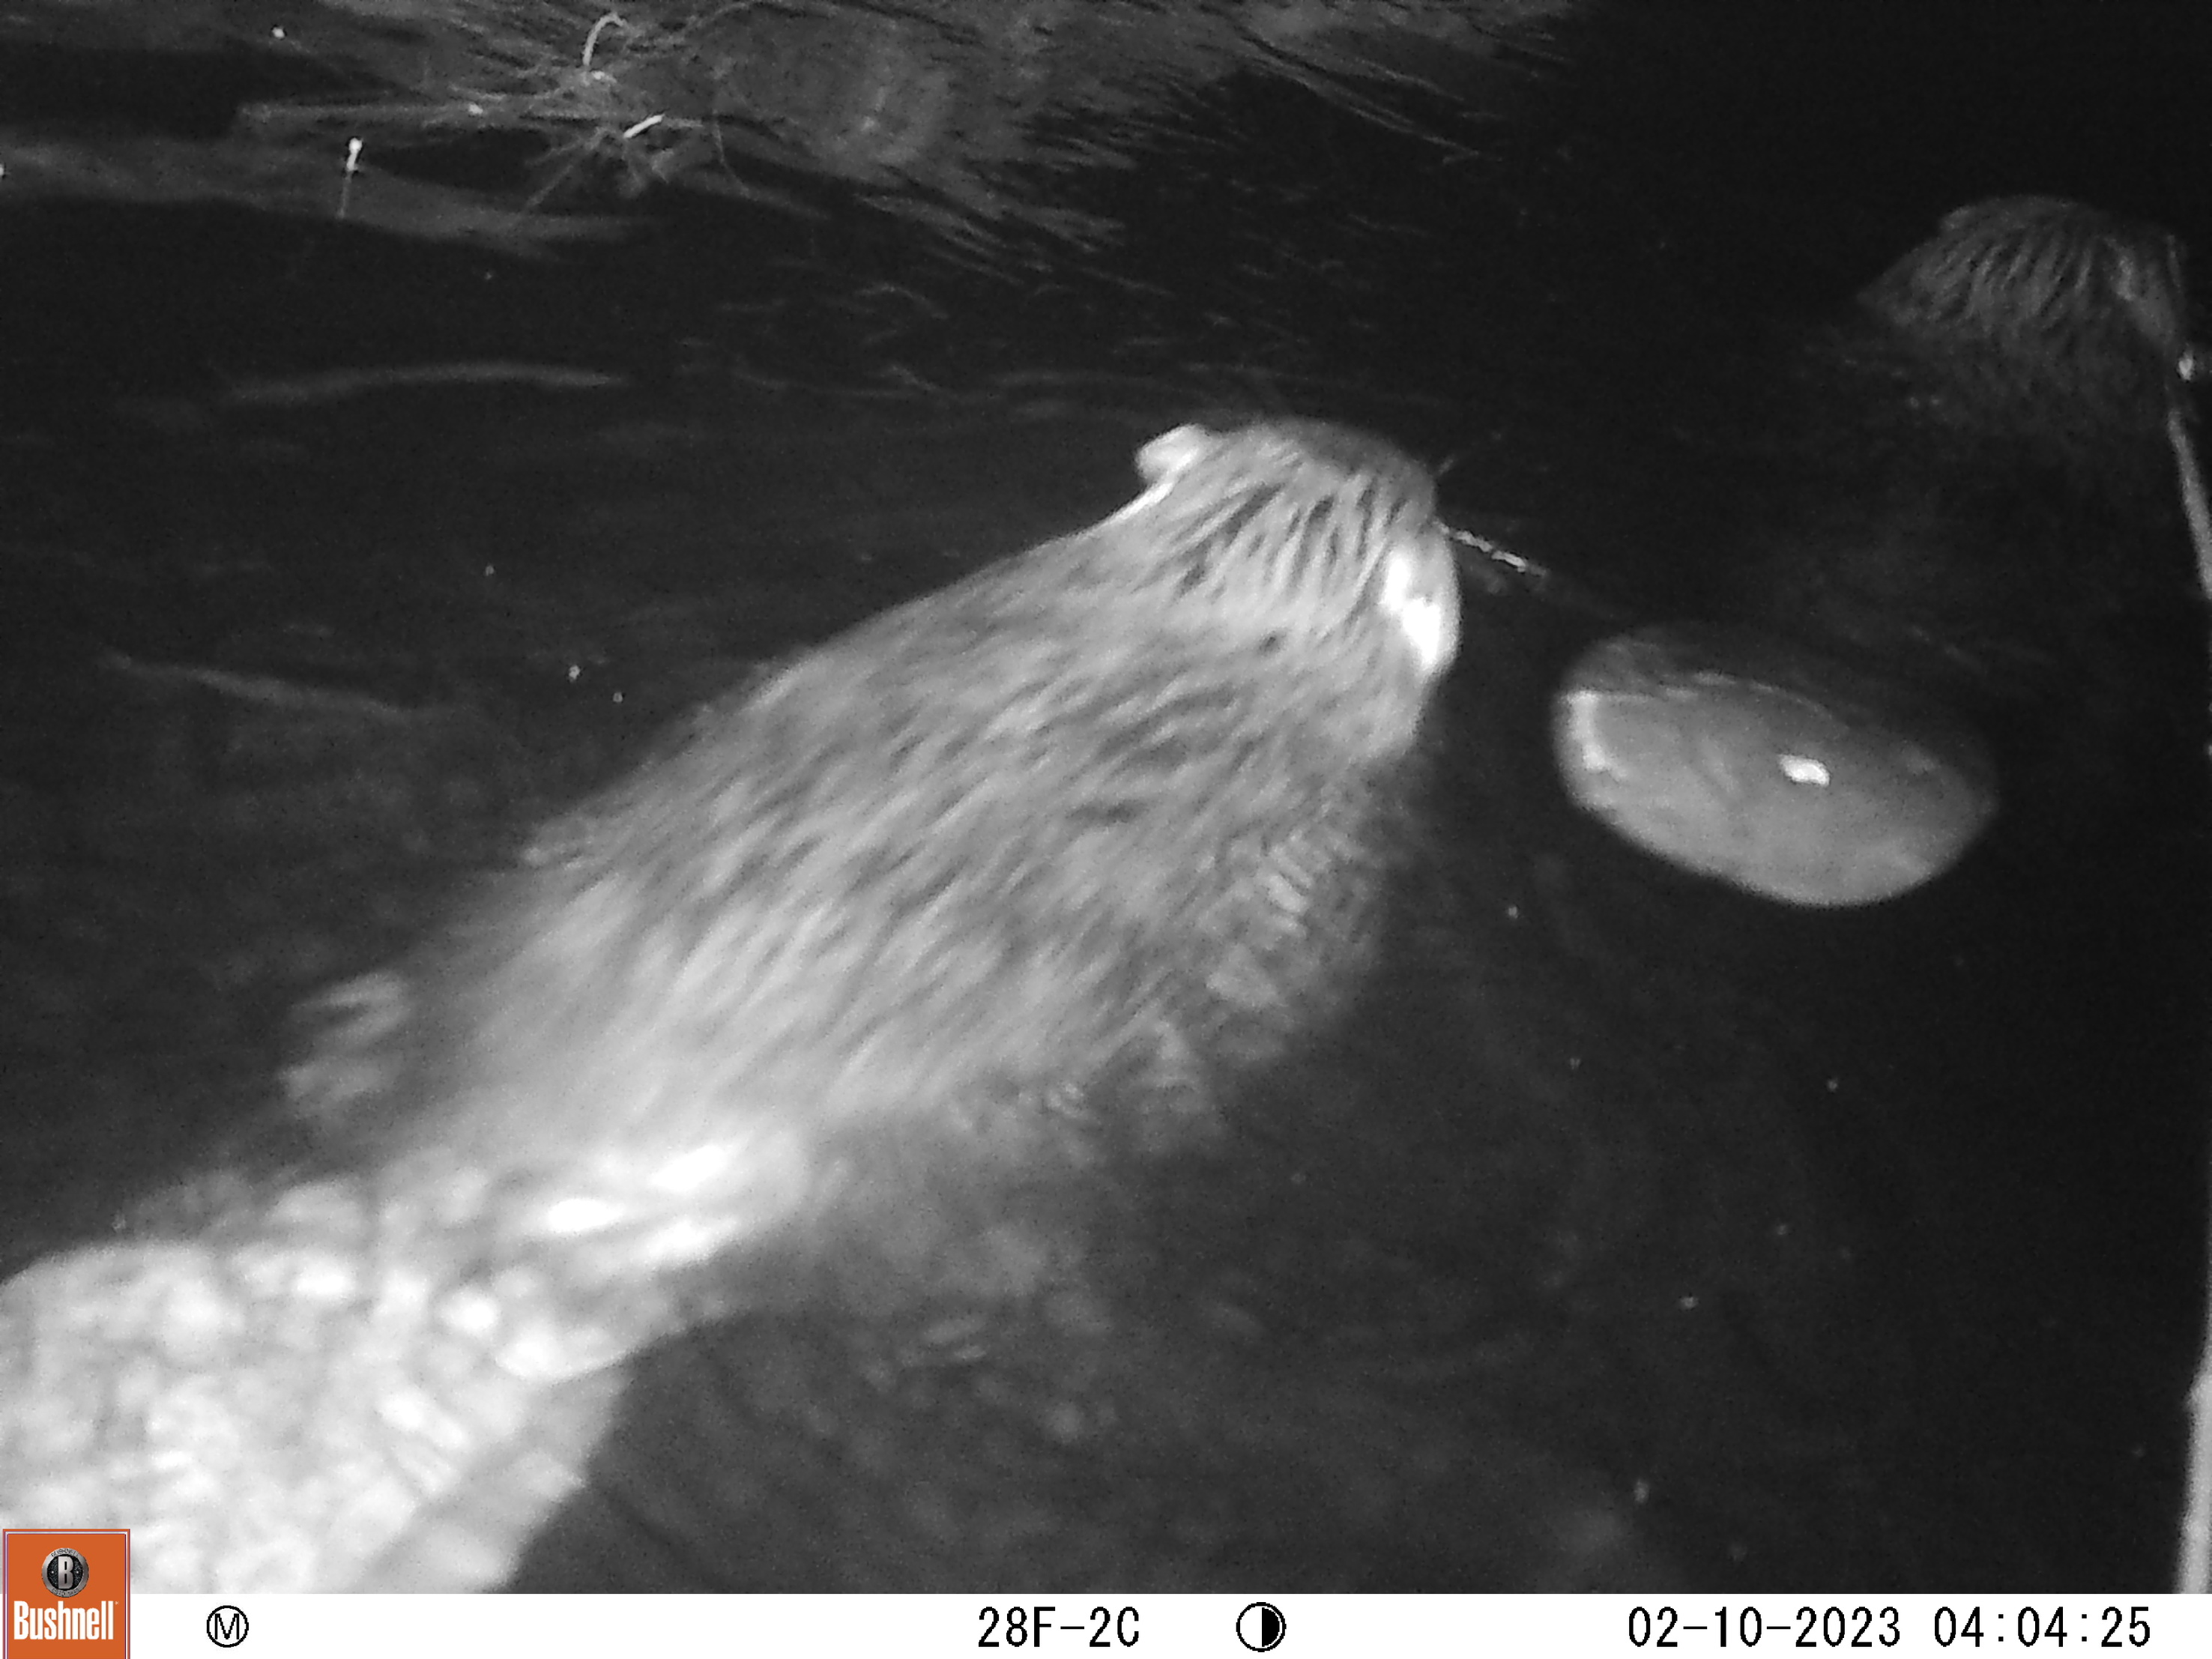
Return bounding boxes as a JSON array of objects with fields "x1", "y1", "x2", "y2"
[{"x1": 1, "y1": 0, "x2": 2208, "y2": 1591}]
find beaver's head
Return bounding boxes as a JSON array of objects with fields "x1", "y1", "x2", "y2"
[
  {"x1": 1092, "y1": 420, "x2": 1461, "y2": 702},
  {"x1": 1859, "y1": 196, "x2": 2194, "y2": 444}
]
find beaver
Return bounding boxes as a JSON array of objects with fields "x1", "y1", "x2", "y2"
[
  {"x1": 321, "y1": 415, "x2": 1461, "y2": 1282},
  {"x1": 0, "y1": 417, "x2": 1461, "y2": 1591},
  {"x1": 1714, "y1": 196, "x2": 2206, "y2": 834},
  {"x1": 1858, "y1": 196, "x2": 2193, "y2": 462}
]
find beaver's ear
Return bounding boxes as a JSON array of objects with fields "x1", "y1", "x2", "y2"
[{"x1": 1134, "y1": 424, "x2": 1219, "y2": 487}]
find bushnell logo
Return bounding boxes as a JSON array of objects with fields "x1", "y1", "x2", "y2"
[
  {"x1": 3, "y1": 1530, "x2": 127, "y2": 1653},
  {"x1": 36, "y1": 1553, "x2": 85, "y2": 1600}
]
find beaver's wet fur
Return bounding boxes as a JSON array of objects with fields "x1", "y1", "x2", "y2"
[
  {"x1": 1721, "y1": 196, "x2": 2205, "y2": 829},
  {"x1": 1857, "y1": 196, "x2": 2192, "y2": 465},
  {"x1": 294, "y1": 417, "x2": 1461, "y2": 1305}
]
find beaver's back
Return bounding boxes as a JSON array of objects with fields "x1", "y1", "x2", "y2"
[{"x1": 315, "y1": 418, "x2": 1463, "y2": 1281}]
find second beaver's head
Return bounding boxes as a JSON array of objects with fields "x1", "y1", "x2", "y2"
[{"x1": 1858, "y1": 196, "x2": 2193, "y2": 447}]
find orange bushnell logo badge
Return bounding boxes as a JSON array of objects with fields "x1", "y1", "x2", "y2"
[{"x1": 2, "y1": 1532, "x2": 127, "y2": 1659}]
